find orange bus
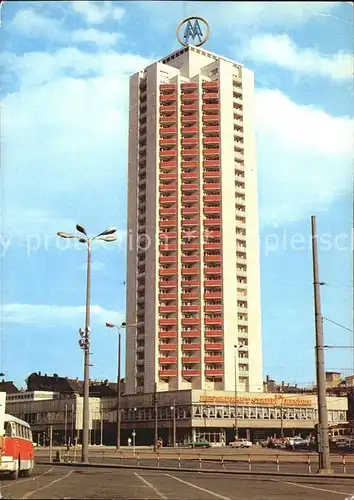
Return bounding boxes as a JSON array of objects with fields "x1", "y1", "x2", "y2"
[{"x1": 0, "y1": 413, "x2": 35, "y2": 479}]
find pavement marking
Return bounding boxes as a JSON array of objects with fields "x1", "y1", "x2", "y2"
[
  {"x1": 134, "y1": 472, "x2": 168, "y2": 500},
  {"x1": 271, "y1": 479, "x2": 353, "y2": 496},
  {"x1": 165, "y1": 473, "x2": 231, "y2": 500},
  {"x1": 1, "y1": 466, "x2": 55, "y2": 489},
  {"x1": 22, "y1": 469, "x2": 73, "y2": 499}
]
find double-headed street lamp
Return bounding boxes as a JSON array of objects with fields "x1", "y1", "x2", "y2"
[
  {"x1": 57, "y1": 224, "x2": 116, "y2": 463},
  {"x1": 105, "y1": 321, "x2": 138, "y2": 449},
  {"x1": 234, "y1": 344, "x2": 239, "y2": 439}
]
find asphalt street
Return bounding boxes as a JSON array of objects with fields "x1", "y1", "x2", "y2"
[{"x1": 1, "y1": 464, "x2": 354, "y2": 499}]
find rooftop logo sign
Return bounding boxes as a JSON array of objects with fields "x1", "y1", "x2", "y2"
[{"x1": 176, "y1": 16, "x2": 209, "y2": 47}]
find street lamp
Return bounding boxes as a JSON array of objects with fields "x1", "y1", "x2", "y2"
[
  {"x1": 170, "y1": 402, "x2": 176, "y2": 447},
  {"x1": 105, "y1": 321, "x2": 138, "y2": 449},
  {"x1": 57, "y1": 224, "x2": 116, "y2": 463},
  {"x1": 234, "y1": 345, "x2": 239, "y2": 439}
]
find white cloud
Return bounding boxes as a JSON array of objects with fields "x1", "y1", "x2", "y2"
[
  {"x1": 71, "y1": 28, "x2": 122, "y2": 47},
  {"x1": 255, "y1": 89, "x2": 353, "y2": 226},
  {"x1": 2, "y1": 303, "x2": 123, "y2": 326},
  {"x1": 8, "y1": 7, "x2": 63, "y2": 40},
  {"x1": 242, "y1": 34, "x2": 353, "y2": 81},
  {"x1": 71, "y1": 1, "x2": 125, "y2": 24}
]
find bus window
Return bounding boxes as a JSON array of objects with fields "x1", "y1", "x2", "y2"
[{"x1": 4, "y1": 422, "x2": 12, "y2": 437}]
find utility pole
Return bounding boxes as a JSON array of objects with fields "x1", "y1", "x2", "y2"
[
  {"x1": 116, "y1": 331, "x2": 121, "y2": 449},
  {"x1": 311, "y1": 215, "x2": 332, "y2": 474},
  {"x1": 153, "y1": 383, "x2": 158, "y2": 452},
  {"x1": 234, "y1": 345, "x2": 239, "y2": 439}
]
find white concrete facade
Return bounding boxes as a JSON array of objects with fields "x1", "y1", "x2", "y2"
[{"x1": 126, "y1": 45, "x2": 263, "y2": 395}]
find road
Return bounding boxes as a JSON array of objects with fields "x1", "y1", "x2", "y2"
[{"x1": 1, "y1": 464, "x2": 354, "y2": 499}]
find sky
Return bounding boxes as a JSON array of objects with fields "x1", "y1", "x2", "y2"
[{"x1": 0, "y1": 1, "x2": 353, "y2": 390}]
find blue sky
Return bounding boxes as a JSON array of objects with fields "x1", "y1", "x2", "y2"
[{"x1": 0, "y1": 1, "x2": 353, "y2": 390}]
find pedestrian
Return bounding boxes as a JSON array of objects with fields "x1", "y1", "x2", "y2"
[{"x1": 127, "y1": 437, "x2": 132, "y2": 447}]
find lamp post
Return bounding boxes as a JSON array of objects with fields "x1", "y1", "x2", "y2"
[
  {"x1": 234, "y1": 345, "x2": 239, "y2": 439},
  {"x1": 170, "y1": 402, "x2": 176, "y2": 447},
  {"x1": 57, "y1": 224, "x2": 116, "y2": 463},
  {"x1": 105, "y1": 321, "x2": 138, "y2": 449}
]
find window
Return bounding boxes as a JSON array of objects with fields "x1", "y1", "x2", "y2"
[{"x1": 4, "y1": 421, "x2": 12, "y2": 437}]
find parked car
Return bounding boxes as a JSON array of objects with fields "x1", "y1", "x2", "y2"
[
  {"x1": 335, "y1": 438, "x2": 350, "y2": 448},
  {"x1": 286, "y1": 437, "x2": 308, "y2": 450},
  {"x1": 187, "y1": 439, "x2": 211, "y2": 448},
  {"x1": 229, "y1": 438, "x2": 253, "y2": 449}
]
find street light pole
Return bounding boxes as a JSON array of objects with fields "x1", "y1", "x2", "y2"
[
  {"x1": 57, "y1": 224, "x2": 116, "y2": 463},
  {"x1": 234, "y1": 345, "x2": 239, "y2": 439},
  {"x1": 170, "y1": 402, "x2": 176, "y2": 447},
  {"x1": 311, "y1": 215, "x2": 332, "y2": 474}
]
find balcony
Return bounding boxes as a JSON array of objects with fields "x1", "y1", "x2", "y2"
[
  {"x1": 182, "y1": 356, "x2": 200, "y2": 363},
  {"x1": 182, "y1": 330, "x2": 200, "y2": 338},
  {"x1": 159, "y1": 268, "x2": 177, "y2": 276},
  {"x1": 182, "y1": 292, "x2": 200, "y2": 299},
  {"x1": 204, "y1": 304, "x2": 222, "y2": 313},
  {"x1": 182, "y1": 195, "x2": 199, "y2": 202},
  {"x1": 182, "y1": 206, "x2": 199, "y2": 214},
  {"x1": 203, "y1": 171, "x2": 220, "y2": 180},
  {"x1": 204, "y1": 267, "x2": 222, "y2": 275},
  {"x1": 181, "y1": 104, "x2": 198, "y2": 112},
  {"x1": 160, "y1": 138, "x2": 177, "y2": 146},
  {"x1": 182, "y1": 370, "x2": 200, "y2": 377},
  {"x1": 159, "y1": 256, "x2": 176, "y2": 264},
  {"x1": 204, "y1": 280, "x2": 221, "y2": 287},
  {"x1": 204, "y1": 160, "x2": 220, "y2": 168},
  {"x1": 182, "y1": 137, "x2": 198, "y2": 146},
  {"x1": 159, "y1": 219, "x2": 177, "y2": 227},
  {"x1": 204, "y1": 292, "x2": 222, "y2": 299},
  {"x1": 204, "y1": 206, "x2": 220, "y2": 215},
  {"x1": 160, "y1": 115, "x2": 177, "y2": 124},
  {"x1": 160, "y1": 195, "x2": 176, "y2": 204},
  {"x1": 182, "y1": 306, "x2": 200, "y2": 314},
  {"x1": 159, "y1": 305, "x2": 177, "y2": 313},
  {"x1": 182, "y1": 160, "x2": 199, "y2": 168},
  {"x1": 205, "y1": 343, "x2": 223, "y2": 350},
  {"x1": 160, "y1": 84, "x2": 177, "y2": 91},
  {"x1": 159, "y1": 318, "x2": 177, "y2": 326},
  {"x1": 204, "y1": 243, "x2": 221, "y2": 251},
  {"x1": 205, "y1": 355, "x2": 223, "y2": 363},
  {"x1": 181, "y1": 115, "x2": 198, "y2": 124},
  {"x1": 160, "y1": 127, "x2": 177, "y2": 136},
  {"x1": 203, "y1": 126, "x2": 219, "y2": 134},
  {"x1": 159, "y1": 344, "x2": 177, "y2": 351},
  {"x1": 182, "y1": 255, "x2": 199, "y2": 263},
  {"x1": 182, "y1": 127, "x2": 198, "y2": 135},
  {"x1": 159, "y1": 233, "x2": 177, "y2": 240},
  {"x1": 181, "y1": 243, "x2": 199, "y2": 251},
  {"x1": 160, "y1": 105, "x2": 177, "y2": 113},
  {"x1": 181, "y1": 149, "x2": 199, "y2": 157},
  {"x1": 203, "y1": 92, "x2": 219, "y2": 100},
  {"x1": 203, "y1": 149, "x2": 220, "y2": 157},
  {"x1": 202, "y1": 82, "x2": 218, "y2": 90},
  {"x1": 203, "y1": 104, "x2": 220, "y2": 112},
  {"x1": 182, "y1": 280, "x2": 199, "y2": 288},
  {"x1": 160, "y1": 160, "x2": 177, "y2": 169},
  {"x1": 160, "y1": 94, "x2": 177, "y2": 102},
  {"x1": 159, "y1": 293, "x2": 177, "y2": 300},
  {"x1": 181, "y1": 267, "x2": 200, "y2": 275},
  {"x1": 159, "y1": 369, "x2": 177, "y2": 377},
  {"x1": 182, "y1": 343, "x2": 200, "y2": 350},
  {"x1": 205, "y1": 330, "x2": 223, "y2": 338},
  {"x1": 159, "y1": 356, "x2": 177, "y2": 364},
  {"x1": 205, "y1": 369, "x2": 223, "y2": 376},
  {"x1": 205, "y1": 317, "x2": 223, "y2": 326},
  {"x1": 182, "y1": 218, "x2": 199, "y2": 227},
  {"x1": 181, "y1": 92, "x2": 198, "y2": 100},
  {"x1": 159, "y1": 330, "x2": 177, "y2": 338},
  {"x1": 159, "y1": 280, "x2": 177, "y2": 288},
  {"x1": 159, "y1": 173, "x2": 177, "y2": 183},
  {"x1": 181, "y1": 183, "x2": 198, "y2": 192},
  {"x1": 203, "y1": 137, "x2": 220, "y2": 145},
  {"x1": 160, "y1": 150, "x2": 177, "y2": 158},
  {"x1": 181, "y1": 82, "x2": 198, "y2": 90},
  {"x1": 202, "y1": 114, "x2": 219, "y2": 123},
  {"x1": 182, "y1": 317, "x2": 200, "y2": 326},
  {"x1": 204, "y1": 219, "x2": 221, "y2": 227},
  {"x1": 159, "y1": 207, "x2": 176, "y2": 215}
]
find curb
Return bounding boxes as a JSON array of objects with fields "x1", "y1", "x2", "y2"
[{"x1": 37, "y1": 460, "x2": 354, "y2": 479}]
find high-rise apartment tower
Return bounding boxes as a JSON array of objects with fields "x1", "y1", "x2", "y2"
[{"x1": 126, "y1": 45, "x2": 263, "y2": 395}]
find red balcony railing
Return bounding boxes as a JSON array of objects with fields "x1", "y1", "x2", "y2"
[
  {"x1": 205, "y1": 355, "x2": 223, "y2": 363},
  {"x1": 204, "y1": 243, "x2": 221, "y2": 250},
  {"x1": 159, "y1": 280, "x2": 177, "y2": 288},
  {"x1": 160, "y1": 150, "x2": 177, "y2": 157},
  {"x1": 159, "y1": 268, "x2": 177, "y2": 276},
  {"x1": 181, "y1": 115, "x2": 198, "y2": 123},
  {"x1": 160, "y1": 105, "x2": 177, "y2": 113},
  {"x1": 159, "y1": 318, "x2": 177, "y2": 326},
  {"x1": 160, "y1": 84, "x2": 177, "y2": 91},
  {"x1": 181, "y1": 92, "x2": 198, "y2": 100},
  {"x1": 181, "y1": 149, "x2": 199, "y2": 157},
  {"x1": 182, "y1": 184, "x2": 198, "y2": 192},
  {"x1": 203, "y1": 171, "x2": 220, "y2": 180},
  {"x1": 159, "y1": 207, "x2": 176, "y2": 215},
  {"x1": 202, "y1": 82, "x2": 219, "y2": 89},
  {"x1": 160, "y1": 160, "x2": 177, "y2": 168},
  {"x1": 159, "y1": 369, "x2": 177, "y2": 376},
  {"x1": 182, "y1": 370, "x2": 200, "y2": 376},
  {"x1": 159, "y1": 233, "x2": 177, "y2": 240},
  {"x1": 182, "y1": 137, "x2": 198, "y2": 146},
  {"x1": 182, "y1": 330, "x2": 200, "y2": 338},
  {"x1": 204, "y1": 220, "x2": 221, "y2": 227},
  {"x1": 159, "y1": 220, "x2": 177, "y2": 227},
  {"x1": 159, "y1": 356, "x2": 177, "y2": 364},
  {"x1": 160, "y1": 196, "x2": 176, "y2": 204},
  {"x1": 205, "y1": 343, "x2": 223, "y2": 350},
  {"x1": 204, "y1": 280, "x2": 221, "y2": 287},
  {"x1": 181, "y1": 279, "x2": 199, "y2": 287},
  {"x1": 182, "y1": 127, "x2": 198, "y2": 135},
  {"x1": 159, "y1": 256, "x2": 176, "y2": 264},
  {"x1": 205, "y1": 369, "x2": 223, "y2": 376},
  {"x1": 181, "y1": 83, "x2": 198, "y2": 90},
  {"x1": 160, "y1": 185, "x2": 177, "y2": 193},
  {"x1": 159, "y1": 344, "x2": 177, "y2": 351},
  {"x1": 160, "y1": 94, "x2": 177, "y2": 102},
  {"x1": 182, "y1": 219, "x2": 199, "y2": 226},
  {"x1": 204, "y1": 292, "x2": 222, "y2": 299},
  {"x1": 204, "y1": 160, "x2": 220, "y2": 167},
  {"x1": 182, "y1": 343, "x2": 200, "y2": 350},
  {"x1": 182, "y1": 318, "x2": 200, "y2": 325},
  {"x1": 182, "y1": 195, "x2": 199, "y2": 202},
  {"x1": 203, "y1": 149, "x2": 220, "y2": 157},
  {"x1": 160, "y1": 115, "x2": 177, "y2": 123},
  {"x1": 182, "y1": 356, "x2": 200, "y2": 363},
  {"x1": 159, "y1": 293, "x2": 177, "y2": 300},
  {"x1": 182, "y1": 172, "x2": 198, "y2": 181},
  {"x1": 202, "y1": 114, "x2": 219, "y2": 122},
  {"x1": 159, "y1": 330, "x2": 177, "y2": 338},
  {"x1": 181, "y1": 268, "x2": 200, "y2": 275},
  {"x1": 204, "y1": 304, "x2": 222, "y2": 312},
  {"x1": 204, "y1": 207, "x2": 220, "y2": 215},
  {"x1": 203, "y1": 104, "x2": 220, "y2": 111},
  {"x1": 204, "y1": 317, "x2": 223, "y2": 325},
  {"x1": 203, "y1": 137, "x2": 220, "y2": 145},
  {"x1": 182, "y1": 305, "x2": 200, "y2": 312},
  {"x1": 205, "y1": 330, "x2": 223, "y2": 337},
  {"x1": 204, "y1": 195, "x2": 220, "y2": 203},
  {"x1": 159, "y1": 305, "x2": 177, "y2": 313},
  {"x1": 182, "y1": 292, "x2": 199, "y2": 299},
  {"x1": 160, "y1": 173, "x2": 177, "y2": 181},
  {"x1": 182, "y1": 256, "x2": 199, "y2": 263},
  {"x1": 160, "y1": 127, "x2": 177, "y2": 135},
  {"x1": 160, "y1": 138, "x2": 177, "y2": 146},
  {"x1": 182, "y1": 207, "x2": 199, "y2": 215}
]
